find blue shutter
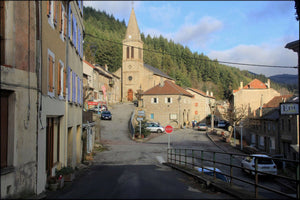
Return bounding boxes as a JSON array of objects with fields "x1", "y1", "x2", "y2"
[
  {"x1": 78, "y1": 28, "x2": 80, "y2": 53},
  {"x1": 72, "y1": 16, "x2": 75, "y2": 46},
  {"x1": 81, "y1": 79, "x2": 83, "y2": 105},
  {"x1": 72, "y1": 72, "x2": 75, "y2": 102},
  {"x1": 67, "y1": 67, "x2": 71, "y2": 101},
  {"x1": 77, "y1": 76, "x2": 79, "y2": 103},
  {"x1": 68, "y1": 5, "x2": 71, "y2": 38}
]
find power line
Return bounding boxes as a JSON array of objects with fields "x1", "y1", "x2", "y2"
[{"x1": 84, "y1": 33, "x2": 298, "y2": 69}]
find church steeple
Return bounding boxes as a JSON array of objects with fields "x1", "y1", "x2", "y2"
[{"x1": 125, "y1": 8, "x2": 141, "y2": 41}]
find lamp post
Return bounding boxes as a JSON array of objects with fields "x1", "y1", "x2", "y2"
[{"x1": 209, "y1": 101, "x2": 216, "y2": 132}]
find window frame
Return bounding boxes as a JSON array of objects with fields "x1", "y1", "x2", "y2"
[
  {"x1": 47, "y1": 49, "x2": 55, "y2": 97},
  {"x1": 151, "y1": 97, "x2": 158, "y2": 104},
  {"x1": 58, "y1": 60, "x2": 64, "y2": 99},
  {"x1": 47, "y1": 0, "x2": 55, "y2": 29}
]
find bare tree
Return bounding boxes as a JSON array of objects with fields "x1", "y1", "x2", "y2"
[{"x1": 221, "y1": 105, "x2": 248, "y2": 141}]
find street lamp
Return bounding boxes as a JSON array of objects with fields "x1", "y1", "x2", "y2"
[{"x1": 209, "y1": 100, "x2": 216, "y2": 131}]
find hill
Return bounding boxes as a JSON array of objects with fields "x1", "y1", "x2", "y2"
[
  {"x1": 83, "y1": 6, "x2": 292, "y2": 99},
  {"x1": 269, "y1": 74, "x2": 298, "y2": 85}
]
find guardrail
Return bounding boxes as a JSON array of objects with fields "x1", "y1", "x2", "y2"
[
  {"x1": 128, "y1": 111, "x2": 135, "y2": 139},
  {"x1": 167, "y1": 148, "x2": 299, "y2": 199}
]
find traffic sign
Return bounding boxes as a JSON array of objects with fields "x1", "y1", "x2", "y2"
[
  {"x1": 165, "y1": 125, "x2": 173, "y2": 134},
  {"x1": 137, "y1": 117, "x2": 143, "y2": 121}
]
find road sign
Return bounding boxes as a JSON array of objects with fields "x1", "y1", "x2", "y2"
[
  {"x1": 138, "y1": 110, "x2": 145, "y2": 116},
  {"x1": 165, "y1": 125, "x2": 173, "y2": 134},
  {"x1": 137, "y1": 117, "x2": 143, "y2": 121}
]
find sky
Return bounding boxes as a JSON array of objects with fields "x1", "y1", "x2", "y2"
[{"x1": 83, "y1": 1, "x2": 299, "y2": 77}]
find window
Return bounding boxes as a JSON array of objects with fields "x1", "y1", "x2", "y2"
[
  {"x1": 165, "y1": 97, "x2": 172, "y2": 103},
  {"x1": 47, "y1": 49, "x2": 55, "y2": 96},
  {"x1": 59, "y1": 3, "x2": 66, "y2": 41},
  {"x1": 267, "y1": 122, "x2": 270, "y2": 131},
  {"x1": 72, "y1": 72, "x2": 76, "y2": 102},
  {"x1": 57, "y1": 61, "x2": 65, "y2": 98},
  {"x1": 77, "y1": 76, "x2": 80, "y2": 104},
  {"x1": 127, "y1": 46, "x2": 129, "y2": 58},
  {"x1": 131, "y1": 46, "x2": 134, "y2": 58},
  {"x1": 259, "y1": 136, "x2": 264, "y2": 146},
  {"x1": 72, "y1": 15, "x2": 77, "y2": 48},
  {"x1": 170, "y1": 113, "x2": 177, "y2": 120},
  {"x1": 150, "y1": 113, "x2": 154, "y2": 120},
  {"x1": 47, "y1": 1, "x2": 56, "y2": 29},
  {"x1": 151, "y1": 97, "x2": 158, "y2": 104},
  {"x1": 281, "y1": 119, "x2": 284, "y2": 131}
]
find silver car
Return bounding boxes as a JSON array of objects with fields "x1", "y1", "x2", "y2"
[
  {"x1": 145, "y1": 122, "x2": 164, "y2": 133},
  {"x1": 241, "y1": 154, "x2": 277, "y2": 175}
]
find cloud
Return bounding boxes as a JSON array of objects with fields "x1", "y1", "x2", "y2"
[
  {"x1": 207, "y1": 42, "x2": 298, "y2": 77},
  {"x1": 83, "y1": 1, "x2": 140, "y2": 22},
  {"x1": 173, "y1": 16, "x2": 223, "y2": 49}
]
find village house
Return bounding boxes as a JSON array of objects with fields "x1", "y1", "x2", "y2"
[
  {"x1": 186, "y1": 88, "x2": 216, "y2": 123},
  {"x1": 1, "y1": 1, "x2": 84, "y2": 198},
  {"x1": 229, "y1": 79, "x2": 280, "y2": 117},
  {"x1": 141, "y1": 80, "x2": 194, "y2": 128}
]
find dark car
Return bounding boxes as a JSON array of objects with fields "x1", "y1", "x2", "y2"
[{"x1": 101, "y1": 111, "x2": 112, "y2": 120}]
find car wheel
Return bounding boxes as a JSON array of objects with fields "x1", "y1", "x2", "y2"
[{"x1": 157, "y1": 129, "x2": 162, "y2": 133}]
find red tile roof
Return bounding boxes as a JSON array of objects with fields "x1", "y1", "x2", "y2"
[
  {"x1": 243, "y1": 79, "x2": 267, "y2": 89},
  {"x1": 142, "y1": 80, "x2": 193, "y2": 97},
  {"x1": 188, "y1": 88, "x2": 215, "y2": 99},
  {"x1": 263, "y1": 95, "x2": 293, "y2": 108}
]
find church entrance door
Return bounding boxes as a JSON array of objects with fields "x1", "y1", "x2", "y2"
[{"x1": 127, "y1": 89, "x2": 133, "y2": 101}]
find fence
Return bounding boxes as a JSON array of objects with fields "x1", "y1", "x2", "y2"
[{"x1": 167, "y1": 148, "x2": 299, "y2": 199}]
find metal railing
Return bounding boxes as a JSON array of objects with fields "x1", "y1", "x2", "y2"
[
  {"x1": 167, "y1": 148, "x2": 299, "y2": 199},
  {"x1": 128, "y1": 111, "x2": 135, "y2": 138}
]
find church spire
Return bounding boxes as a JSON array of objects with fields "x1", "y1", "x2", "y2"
[{"x1": 125, "y1": 7, "x2": 141, "y2": 41}]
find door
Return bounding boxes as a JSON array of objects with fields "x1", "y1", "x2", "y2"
[{"x1": 127, "y1": 89, "x2": 133, "y2": 101}]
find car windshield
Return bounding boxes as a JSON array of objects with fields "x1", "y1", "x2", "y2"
[
  {"x1": 199, "y1": 123, "x2": 206, "y2": 126},
  {"x1": 102, "y1": 111, "x2": 110, "y2": 114},
  {"x1": 255, "y1": 157, "x2": 273, "y2": 164}
]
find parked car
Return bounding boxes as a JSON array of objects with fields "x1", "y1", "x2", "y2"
[
  {"x1": 90, "y1": 105, "x2": 107, "y2": 113},
  {"x1": 217, "y1": 121, "x2": 226, "y2": 128},
  {"x1": 145, "y1": 122, "x2": 164, "y2": 133},
  {"x1": 100, "y1": 111, "x2": 112, "y2": 120},
  {"x1": 197, "y1": 123, "x2": 208, "y2": 131},
  {"x1": 241, "y1": 154, "x2": 277, "y2": 175},
  {"x1": 194, "y1": 167, "x2": 230, "y2": 183}
]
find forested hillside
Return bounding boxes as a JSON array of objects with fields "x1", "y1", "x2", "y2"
[{"x1": 83, "y1": 6, "x2": 290, "y2": 100}]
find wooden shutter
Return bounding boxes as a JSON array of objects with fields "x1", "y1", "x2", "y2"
[
  {"x1": 49, "y1": 56, "x2": 53, "y2": 92},
  {"x1": 53, "y1": 1, "x2": 56, "y2": 24},
  {"x1": 47, "y1": 1, "x2": 50, "y2": 17},
  {"x1": 59, "y1": 2, "x2": 62, "y2": 32},
  {"x1": 63, "y1": 68, "x2": 66, "y2": 97},
  {"x1": 57, "y1": 63, "x2": 61, "y2": 95}
]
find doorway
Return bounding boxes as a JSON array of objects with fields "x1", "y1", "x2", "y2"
[{"x1": 127, "y1": 89, "x2": 133, "y2": 101}]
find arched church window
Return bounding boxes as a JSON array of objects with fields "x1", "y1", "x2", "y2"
[
  {"x1": 131, "y1": 46, "x2": 134, "y2": 58},
  {"x1": 128, "y1": 76, "x2": 133, "y2": 81},
  {"x1": 127, "y1": 46, "x2": 129, "y2": 58}
]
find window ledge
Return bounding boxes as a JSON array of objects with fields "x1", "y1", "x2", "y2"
[{"x1": 1, "y1": 166, "x2": 15, "y2": 175}]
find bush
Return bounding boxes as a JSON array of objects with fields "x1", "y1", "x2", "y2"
[{"x1": 56, "y1": 166, "x2": 75, "y2": 178}]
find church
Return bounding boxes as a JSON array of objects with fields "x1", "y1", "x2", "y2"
[{"x1": 114, "y1": 7, "x2": 174, "y2": 102}]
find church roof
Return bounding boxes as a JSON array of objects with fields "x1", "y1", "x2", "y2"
[
  {"x1": 142, "y1": 80, "x2": 193, "y2": 97},
  {"x1": 144, "y1": 64, "x2": 174, "y2": 80},
  {"x1": 125, "y1": 8, "x2": 141, "y2": 41}
]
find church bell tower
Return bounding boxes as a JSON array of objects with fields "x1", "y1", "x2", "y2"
[{"x1": 122, "y1": 7, "x2": 144, "y2": 102}]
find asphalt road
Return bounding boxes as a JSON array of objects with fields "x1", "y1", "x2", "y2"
[{"x1": 46, "y1": 103, "x2": 233, "y2": 199}]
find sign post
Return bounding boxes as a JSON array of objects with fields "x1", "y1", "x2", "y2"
[
  {"x1": 136, "y1": 117, "x2": 143, "y2": 138},
  {"x1": 165, "y1": 125, "x2": 173, "y2": 148}
]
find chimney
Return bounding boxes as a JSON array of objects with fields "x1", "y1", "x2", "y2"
[
  {"x1": 210, "y1": 91, "x2": 213, "y2": 97},
  {"x1": 240, "y1": 81, "x2": 243, "y2": 89},
  {"x1": 267, "y1": 79, "x2": 270, "y2": 88},
  {"x1": 105, "y1": 64, "x2": 108, "y2": 71},
  {"x1": 206, "y1": 90, "x2": 209, "y2": 96}
]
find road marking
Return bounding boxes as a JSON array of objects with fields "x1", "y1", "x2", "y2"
[{"x1": 156, "y1": 156, "x2": 165, "y2": 164}]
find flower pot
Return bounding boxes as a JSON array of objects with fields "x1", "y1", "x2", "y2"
[
  {"x1": 49, "y1": 183, "x2": 59, "y2": 191},
  {"x1": 64, "y1": 173, "x2": 75, "y2": 182}
]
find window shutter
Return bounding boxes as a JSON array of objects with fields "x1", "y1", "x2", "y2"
[
  {"x1": 53, "y1": 1, "x2": 56, "y2": 24},
  {"x1": 72, "y1": 72, "x2": 75, "y2": 102},
  {"x1": 68, "y1": 6, "x2": 71, "y2": 38},
  {"x1": 57, "y1": 63, "x2": 61, "y2": 95},
  {"x1": 64, "y1": 12, "x2": 67, "y2": 37},
  {"x1": 165, "y1": 97, "x2": 167, "y2": 103},
  {"x1": 49, "y1": 56, "x2": 53, "y2": 92},
  {"x1": 81, "y1": 80, "x2": 83, "y2": 104},
  {"x1": 59, "y1": 3, "x2": 62, "y2": 32},
  {"x1": 77, "y1": 76, "x2": 80, "y2": 103},
  {"x1": 78, "y1": 28, "x2": 80, "y2": 53},
  {"x1": 47, "y1": 1, "x2": 50, "y2": 17},
  {"x1": 63, "y1": 67, "x2": 66, "y2": 97},
  {"x1": 67, "y1": 67, "x2": 71, "y2": 101}
]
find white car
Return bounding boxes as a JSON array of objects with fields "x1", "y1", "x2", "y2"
[
  {"x1": 194, "y1": 167, "x2": 230, "y2": 183},
  {"x1": 241, "y1": 154, "x2": 277, "y2": 175},
  {"x1": 145, "y1": 122, "x2": 164, "y2": 133},
  {"x1": 197, "y1": 123, "x2": 208, "y2": 131}
]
